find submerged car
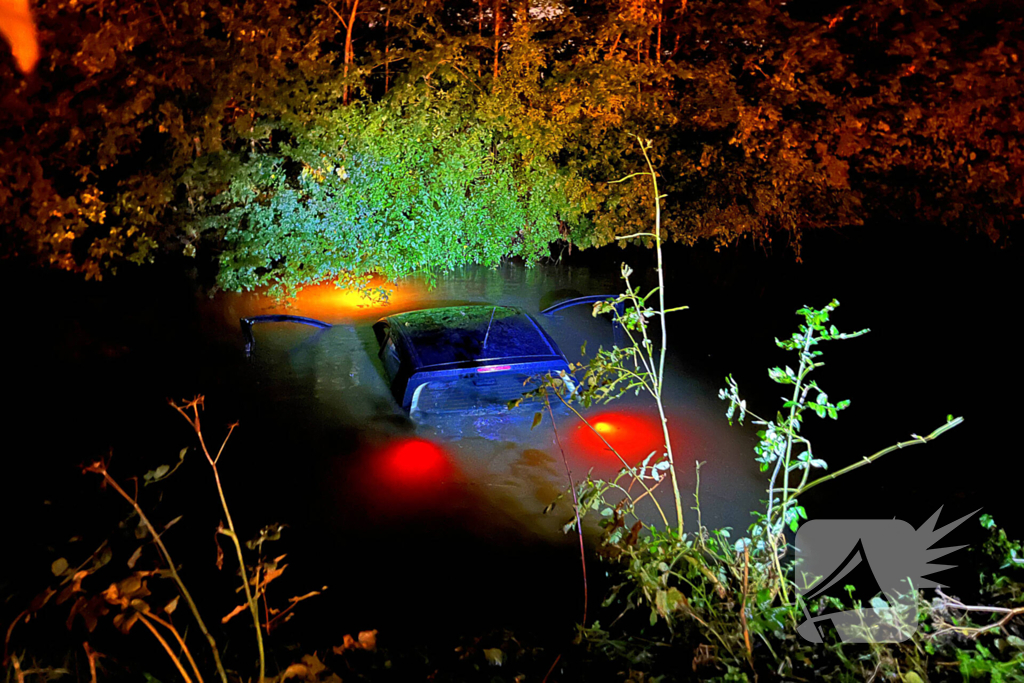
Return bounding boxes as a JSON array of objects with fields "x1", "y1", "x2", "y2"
[{"x1": 373, "y1": 305, "x2": 575, "y2": 416}]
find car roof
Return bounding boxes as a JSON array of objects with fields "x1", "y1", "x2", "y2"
[{"x1": 381, "y1": 305, "x2": 562, "y2": 371}]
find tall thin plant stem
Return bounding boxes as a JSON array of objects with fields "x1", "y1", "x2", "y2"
[
  {"x1": 137, "y1": 613, "x2": 193, "y2": 683},
  {"x1": 619, "y1": 139, "x2": 686, "y2": 537},
  {"x1": 147, "y1": 613, "x2": 204, "y2": 683},
  {"x1": 171, "y1": 397, "x2": 265, "y2": 683},
  {"x1": 544, "y1": 396, "x2": 588, "y2": 626}
]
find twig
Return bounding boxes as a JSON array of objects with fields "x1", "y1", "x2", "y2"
[
  {"x1": 146, "y1": 613, "x2": 204, "y2": 683},
  {"x1": 629, "y1": 476, "x2": 666, "y2": 508},
  {"x1": 741, "y1": 548, "x2": 754, "y2": 668},
  {"x1": 82, "y1": 642, "x2": 100, "y2": 683},
  {"x1": 692, "y1": 460, "x2": 705, "y2": 543},
  {"x1": 794, "y1": 417, "x2": 963, "y2": 497},
  {"x1": 10, "y1": 653, "x2": 25, "y2": 683},
  {"x1": 552, "y1": 390, "x2": 670, "y2": 528},
  {"x1": 137, "y1": 614, "x2": 193, "y2": 683},
  {"x1": 545, "y1": 396, "x2": 588, "y2": 626},
  {"x1": 541, "y1": 653, "x2": 562, "y2": 683},
  {"x1": 932, "y1": 588, "x2": 1024, "y2": 638},
  {"x1": 171, "y1": 397, "x2": 265, "y2": 683},
  {"x1": 83, "y1": 461, "x2": 229, "y2": 683},
  {"x1": 4, "y1": 611, "x2": 29, "y2": 666},
  {"x1": 265, "y1": 590, "x2": 324, "y2": 632}
]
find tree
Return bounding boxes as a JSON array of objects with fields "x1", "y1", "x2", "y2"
[{"x1": 2, "y1": 0, "x2": 1019, "y2": 290}]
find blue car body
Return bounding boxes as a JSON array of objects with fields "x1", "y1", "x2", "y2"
[{"x1": 373, "y1": 305, "x2": 573, "y2": 415}]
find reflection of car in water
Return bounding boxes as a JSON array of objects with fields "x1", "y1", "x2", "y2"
[{"x1": 372, "y1": 305, "x2": 575, "y2": 419}]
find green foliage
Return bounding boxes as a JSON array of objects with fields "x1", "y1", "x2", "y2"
[
  {"x1": 550, "y1": 295, "x2": 1022, "y2": 680},
  {"x1": 512, "y1": 147, "x2": 1023, "y2": 680},
  {"x1": 719, "y1": 300, "x2": 868, "y2": 544},
  {"x1": 192, "y1": 86, "x2": 587, "y2": 294},
  {"x1": 978, "y1": 514, "x2": 1024, "y2": 603},
  {"x1": 956, "y1": 642, "x2": 1024, "y2": 682}
]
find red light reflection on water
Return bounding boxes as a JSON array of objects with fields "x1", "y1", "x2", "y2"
[
  {"x1": 344, "y1": 437, "x2": 461, "y2": 518},
  {"x1": 573, "y1": 410, "x2": 667, "y2": 464},
  {"x1": 382, "y1": 438, "x2": 452, "y2": 484},
  {"x1": 358, "y1": 437, "x2": 463, "y2": 517}
]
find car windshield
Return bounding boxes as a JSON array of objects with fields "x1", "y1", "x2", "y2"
[{"x1": 392, "y1": 306, "x2": 557, "y2": 368}]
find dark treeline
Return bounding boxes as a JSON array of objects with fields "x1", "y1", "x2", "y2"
[{"x1": 1, "y1": 0, "x2": 1020, "y2": 293}]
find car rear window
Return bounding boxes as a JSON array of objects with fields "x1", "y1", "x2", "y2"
[
  {"x1": 412, "y1": 372, "x2": 544, "y2": 415},
  {"x1": 392, "y1": 306, "x2": 557, "y2": 368}
]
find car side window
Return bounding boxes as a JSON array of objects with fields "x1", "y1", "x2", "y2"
[{"x1": 383, "y1": 335, "x2": 401, "y2": 376}]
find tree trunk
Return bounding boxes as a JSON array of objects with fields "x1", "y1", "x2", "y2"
[
  {"x1": 656, "y1": 0, "x2": 663, "y2": 64},
  {"x1": 384, "y1": 4, "x2": 391, "y2": 93},
  {"x1": 478, "y1": 0, "x2": 485, "y2": 75},
  {"x1": 343, "y1": 0, "x2": 359, "y2": 104},
  {"x1": 492, "y1": 0, "x2": 502, "y2": 79}
]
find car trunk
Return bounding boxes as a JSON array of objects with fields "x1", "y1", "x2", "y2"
[{"x1": 411, "y1": 370, "x2": 548, "y2": 415}]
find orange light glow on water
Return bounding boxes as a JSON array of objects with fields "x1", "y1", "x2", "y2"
[
  {"x1": 287, "y1": 278, "x2": 425, "y2": 321},
  {"x1": 218, "y1": 276, "x2": 427, "y2": 325}
]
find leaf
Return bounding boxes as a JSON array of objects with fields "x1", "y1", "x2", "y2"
[
  {"x1": 56, "y1": 571, "x2": 90, "y2": 605},
  {"x1": 247, "y1": 523, "x2": 287, "y2": 550},
  {"x1": 51, "y1": 558, "x2": 69, "y2": 576},
  {"x1": 151, "y1": 465, "x2": 170, "y2": 480},
  {"x1": 259, "y1": 563, "x2": 288, "y2": 589},
  {"x1": 214, "y1": 524, "x2": 225, "y2": 570},
  {"x1": 29, "y1": 587, "x2": 57, "y2": 612},
  {"x1": 358, "y1": 629, "x2": 377, "y2": 651},
  {"x1": 623, "y1": 520, "x2": 642, "y2": 547},
  {"x1": 144, "y1": 449, "x2": 187, "y2": 485},
  {"x1": 67, "y1": 595, "x2": 108, "y2": 633},
  {"x1": 127, "y1": 546, "x2": 144, "y2": 569},
  {"x1": 280, "y1": 663, "x2": 310, "y2": 681},
  {"x1": 300, "y1": 654, "x2": 326, "y2": 677},
  {"x1": 483, "y1": 648, "x2": 505, "y2": 666},
  {"x1": 91, "y1": 545, "x2": 113, "y2": 572},
  {"x1": 221, "y1": 604, "x2": 247, "y2": 624},
  {"x1": 334, "y1": 635, "x2": 358, "y2": 654},
  {"x1": 531, "y1": 412, "x2": 543, "y2": 430},
  {"x1": 164, "y1": 596, "x2": 179, "y2": 614}
]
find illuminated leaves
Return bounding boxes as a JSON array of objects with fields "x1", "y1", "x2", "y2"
[
  {"x1": 2, "y1": 0, "x2": 1019, "y2": 287},
  {"x1": 143, "y1": 448, "x2": 187, "y2": 486},
  {"x1": 246, "y1": 523, "x2": 287, "y2": 552}
]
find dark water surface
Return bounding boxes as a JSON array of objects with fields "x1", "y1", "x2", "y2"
[{"x1": 2, "y1": 226, "x2": 1018, "y2": 662}]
